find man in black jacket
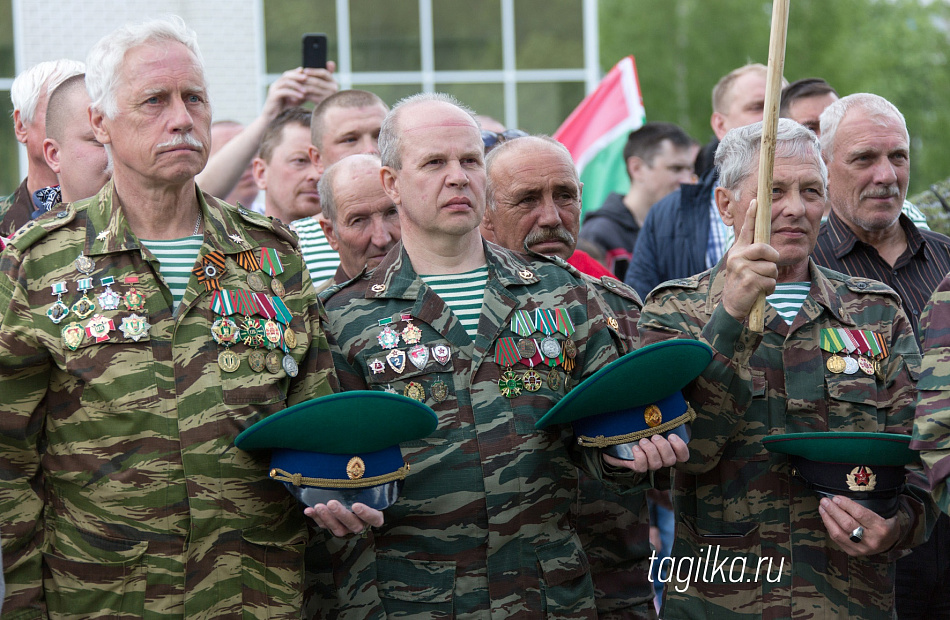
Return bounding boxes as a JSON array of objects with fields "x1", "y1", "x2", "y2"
[{"x1": 579, "y1": 122, "x2": 696, "y2": 280}]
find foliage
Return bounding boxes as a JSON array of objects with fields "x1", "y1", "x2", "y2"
[{"x1": 600, "y1": 0, "x2": 950, "y2": 196}]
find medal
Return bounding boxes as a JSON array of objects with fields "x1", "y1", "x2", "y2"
[
  {"x1": 218, "y1": 349, "x2": 240, "y2": 372},
  {"x1": 401, "y1": 315, "x2": 423, "y2": 345},
  {"x1": 874, "y1": 358, "x2": 884, "y2": 381},
  {"x1": 433, "y1": 344, "x2": 451, "y2": 365},
  {"x1": 193, "y1": 251, "x2": 227, "y2": 291},
  {"x1": 211, "y1": 317, "x2": 240, "y2": 346},
  {"x1": 539, "y1": 336, "x2": 561, "y2": 359},
  {"x1": 282, "y1": 354, "x2": 299, "y2": 377},
  {"x1": 123, "y1": 276, "x2": 146, "y2": 312},
  {"x1": 408, "y1": 344, "x2": 429, "y2": 370},
  {"x1": 858, "y1": 356, "x2": 875, "y2": 376},
  {"x1": 377, "y1": 318, "x2": 400, "y2": 349},
  {"x1": 47, "y1": 282, "x2": 70, "y2": 324},
  {"x1": 270, "y1": 278, "x2": 285, "y2": 298},
  {"x1": 84, "y1": 313, "x2": 114, "y2": 343},
  {"x1": 74, "y1": 252, "x2": 95, "y2": 275},
  {"x1": 369, "y1": 358, "x2": 386, "y2": 374},
  {"x1": 534, "y1": 308, "x2": 557, "y2": 336},
  {"x1": 564, "y1": 374, "x2": 573, "y2": 391},
  {"x1": 826, "y1": 352, "x2": 846, "y2": 374},
  {"x1": 522, "y1": 369, "x2": 543, "y2": 392},
  {"x1": 265, "y1": 349, "x2": 283, "y2": 374},
  {"x1": 61, "y1": 322, "x2": 85, "y2": 350},
  {"x1": 235, "y1": 249, "x2": 258, "y2": 272},
  {"x1": 554, "y1": 308, "x2": 576, "y2": 338},
  {"x1": 563, "y1": 337, "x2": 577, "y2": 359},
  {"x1": 517, "y1": 338, "x2": 537, "y2": 359},
  {"x1": 248, "y1": 350, "x2": 266, "y2": 372},
  {"x1": 404, "y1": 381, "x2": 425, "y2": 402},
  {"x1": 119, "y1": 314, "x2": 151, "y2": 341},
  {"x1": 241, "y1": 317, "x2": 266, "y2": 348},
  {"x1": 97, "y1": 276, "x2": 121, "y2": 311},
  {"x1": 284, "y1": 326, "x2": 298, "y2": 350},
  {"x1": 546, "y1": 368, "x2": 561, "y2": 391},
  {"x1": 260, "y1": 247, "x2": 285, "y2": 277},
  {"x1": 843, "y1": 356, "x2": 859, "y2": 375},
  {"x1": 498, "y1": 369, "x2": 524, "y2": 398},
  {"x1": 510, "y1": 310, "x2": 535, "y2": 337},
  {"x1": 264, "y1": 319, "x2": 283, "y2": 349},
  {"x1": 72, "y1": 278, "x2": 96, "y2": 319},
  {"x1": 246, "y1": 271, "x2": 266, "y2": 292},
  {"x1": 431, "y1": 379, "x2": 448, "y2": 402},
  {"x1": 386, "y1": 348, "x2": 407, "y2": 373},
  {"x1": 560, "y1": 355, "x2": 575, "y2": 373}
]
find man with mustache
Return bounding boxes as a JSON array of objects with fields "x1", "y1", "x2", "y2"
[
  {"x1": 812, "y1": 93, "x2": 950, "y2": 620},
  {"x1": 0, "y1": 17, "x2": 336, "y2": 616},
  {"x1": 481, "y1": 134, "x2": 659, "y2": 619}
]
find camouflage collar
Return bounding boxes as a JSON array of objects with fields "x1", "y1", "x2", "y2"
[
  {"x1": 364, "y1": 239, "x2": 540, "y2": 300},
  {"x1": 706, "y1": 257, "x2": 854, "y2": 327},
  {"x1": 81, "y1": 180, "x2": 260, "y2": 257}
]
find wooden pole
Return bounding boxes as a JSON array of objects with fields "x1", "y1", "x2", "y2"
[{"x1": 749, "y1": 0, "x2": 791, "y2": 332}]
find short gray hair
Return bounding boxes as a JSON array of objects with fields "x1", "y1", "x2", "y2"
[
  {"x1": 86, "y1": 16, "x2": 205, "y2": 119},
  {"x1": 379, "y1": 92, "x2": 478, "y2": 170},
  {"x1": 819, "y1": 93, "x2": 908, "y2": 163},
  {"x1": 318, "y1": 153, "x2": 383, "y2": 225},
  {"x1": 10, "y1": 59, "x2": 85, "y2": 124},
  {"x1": 485, "y1": 135, "x2": 575, "y2": 212},
  {"x1": 715, "y1": 118, "x2": 827, "y2": 197}
]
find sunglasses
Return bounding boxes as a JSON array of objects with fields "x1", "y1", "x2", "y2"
[{"x1": 481, "y1": 129, "x2": 529, "y2": 150}]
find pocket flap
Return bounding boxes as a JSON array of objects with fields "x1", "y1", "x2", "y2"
[
  {"x1": 536, "y1": 535, "x2": 589, "y2": 588},
  {"x1": 376, "y1": 554, "x2": 456, "y2": 603}
]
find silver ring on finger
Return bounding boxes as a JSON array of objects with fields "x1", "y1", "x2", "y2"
[{"x1": 849, "y1": 525, "x2": 864, "y2": 544}]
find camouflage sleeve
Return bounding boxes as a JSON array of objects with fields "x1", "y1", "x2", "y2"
[
  {"x1": 639, "y1": 289, "x2": 762, "y2": 476},
  {"x1": 0, "y1": 245, "x2": 50, "y2": 616},
  {"x1": 913, "y1": 279, "x2": 950, "y2": 514}
]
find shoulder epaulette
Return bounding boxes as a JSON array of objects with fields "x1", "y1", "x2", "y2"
[
  {"x1": 843, "y1": 275, "x2": 900, "y2": 298},
  {"x1": 653, "y1": 276, "x2": 701, "y2": 293},
  {"x1": 230, "y1": 201, "x2": 298, "y2": 248},
  {"x1": 595, "y1": 276, "x2": 642, "y2": 305},
  {"x1": 8, "y1": 205, "x2": 76, "y2": 252}
]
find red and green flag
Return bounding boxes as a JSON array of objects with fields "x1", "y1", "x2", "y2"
[{"x1": 553, "y1": 56, "x2": 646, "y2": 217}]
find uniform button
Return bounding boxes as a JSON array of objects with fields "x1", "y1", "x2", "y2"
[
  {"x1": 371, "y1": 284, "x2": 385, "y2": 293},
  {"x1": 735, "y1": 342, "x2": 745, "y2": 352},
  {"x1": 855, "y1": 282, "x2": 867, "y2": 289},
  {"x1": 605, "y1": 279, "x2": 616, "y2": 288},
  {"x1": 56, "y1": 211, "x2": 68, "y2": 219}
]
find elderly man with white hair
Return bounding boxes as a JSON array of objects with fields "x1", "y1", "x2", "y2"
[
  {"x1": 638, "y1": 118, "x2": 934, "y2": 618},
  {"x1": 0, "y1": 17, "x2": 336, "y2": 616},
  {"x1": 0, "y1": 58, "x2": 84, "y2": 236}
]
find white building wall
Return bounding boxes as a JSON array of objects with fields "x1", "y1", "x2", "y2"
[{"x1": 13, "y1": 0, "x2": 265, "y2": 177}]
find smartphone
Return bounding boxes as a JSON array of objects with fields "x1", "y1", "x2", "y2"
[{"x1": 302, "y1": 33, "x2": 328, "y2": 69}]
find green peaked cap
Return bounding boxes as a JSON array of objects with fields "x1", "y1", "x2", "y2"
[
  {"x1": 762, "y1": 432, "x2": 918, "y2": 467},
  {"x1": 235, "y1": 391, "x2": 439, "y2": 454},
  {"x1": 536, "y1": 339, "x2": 713, "y2": 429}
]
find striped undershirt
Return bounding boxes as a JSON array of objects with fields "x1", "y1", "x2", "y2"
[
  {"x1": 420, "y1": 267, "x2": 488, "y2": 341},
  {"x1": 291, "y1": 217, "x2": 340, "y2": 283},
  {"x1": 767, "y1": 282, "x2": 810, "y2": 325},
  {"x1": 139, "y1": 235, "x2": 203, "y2": 309}
]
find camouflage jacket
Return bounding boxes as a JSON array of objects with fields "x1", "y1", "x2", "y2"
[
  {"x1": 913, "y1": 274, "x2": 950, "y2": 513},
  {"x1": 0, "y1": 180, "x2": 335, "y2": 618},
  {"x1": 0, "y1": 178, "x2": 33, "y2": 239},
  {"x1": 318, "y1": 240, "x2": 634, "y2": 619},
  {"x1": 639, "y1": 259, "x2": 933, "y2": 620}
]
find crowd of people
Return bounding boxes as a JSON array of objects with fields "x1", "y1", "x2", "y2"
[{"x1": 0, "y1": 14, "x2": 949, "y2": 620}]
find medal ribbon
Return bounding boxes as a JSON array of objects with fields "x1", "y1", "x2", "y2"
[
  {"x1": 231, "y1": 289, "x2": 260, "y2": 316},
  {"x1": 494, "y1": 337, "x2": 520, "y2": 367},
  {"x1": 819, "y1": 328, "x2": 845, "y2": 353},
  {"x1": 235, "y1": 249, "x2": 258, "y2": 272},
  {"x1": 849, "y1": 329, "x2": 872, "y2": 355},
  {"x1": 554, "y1": 308, "x2": 576, "y2": 337},
  {"x1": 77, "y1": 278, "x2": 93, "y2": 291},
  {"x1": 209, "y1": 290, "x2": 236, "y2": 316},
  {"x1": 874, "y1": 332, "x2": 889, "y2": 358},
  {"x1": 534, "y1": 309, "x2": 556, "y2": 335},
  {"x1": 52, "y1": 281, "x2": 67, "y2": 295},
  {"x1": 864, "y1": 331, "x2": 883, "y2": 358},
  {"x1": 255, "y1": 293, "x2": 277, "y2": 319},
  {"x1": 260, "y1": 248, "x2": 284, "y2": 276},
  {"x1": 837, "y1": 328, "x2": 858, "y2": 353},
  {"x1": 271, "y1": 296, "x2": 293, "y2": 325},
  {"x1": 546, "y1": 349, "x2": 563, "y2": 368},
  {"x1": 511, "y1": 310, "x2": 534, "y2": 336},
  {"x1": 526, "y1": 340, "x2": 543, "y2": 368}
]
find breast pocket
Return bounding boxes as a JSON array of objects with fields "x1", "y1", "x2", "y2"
[
  {"x1": 66, "y1": 327, "x2": 159, "y2": 412},
  {"x1": 376, "y1": 554, "x2": 455, "y2": 616},
  {"x1": 826, "y1": 371, "x2": 881, "y2": 430},
  {"x1": 364, "y1": 340, "x2": 459, "y2": 433}
]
